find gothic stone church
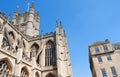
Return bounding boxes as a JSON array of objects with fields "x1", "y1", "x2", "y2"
[{"x1": 0, "y1": 3, "x2": 72, "y2": 77}]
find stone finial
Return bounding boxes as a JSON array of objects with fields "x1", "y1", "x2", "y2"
[
  {"x1": 59, "y1": 21, "x2": 64, "y2": 35},
  {"x1": 64, "y1": 30, "x2": 66, "y2": 37},
  {"x1": 29, "y1": 2, "x2": 34, "y2": 14},
  {"x1": 36, "y1": 12, "x2": 40, "y2": 22},
  {"x1": 55, "y1": 20, "x2": 59, "y2": 34},
  {"x1": 60, "y1": 21, "x2": 62, "y2": 29},
  {"x1": 13, "y1": 8, "x2": 18, "y2": 17},
  {"x1": 56, "y1": 20, "x2": 58, "y2": 27},
  {"x1": 30, "y1": 2, "x2": 34, "y2": 8}
]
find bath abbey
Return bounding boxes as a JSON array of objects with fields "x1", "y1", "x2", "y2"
[{"x1": 0, "y1": 3, "x2": 72, "y2": 77}]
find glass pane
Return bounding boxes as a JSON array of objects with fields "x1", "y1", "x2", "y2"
[
  {"x1": 111, "y1": 67, "x2": 117, "y2": 76},
  {"x1": 107, "y1": 55, "x2": 112, "y2": 61},
  {"x1": 103, "y1": 45, "x2": 108, "y2": 51},
  {"x1": 98, "y1": 56, "x2": 102, "y2": 63},
  {"x1": 101, "y1": 68, "x2": 107, "y2": 77},
  {"x1": 95, "y1": 47, "x2": 99, "y2": 53}
]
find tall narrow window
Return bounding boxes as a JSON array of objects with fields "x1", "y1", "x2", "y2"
[
  {"x1": 97, "y1": 56, "x2": 102, "y2": 63},
  {"x1": 45, "y1": 41, "x2": 56, "y2": 66},
  {"x1": 111, "y1": 66, "x2": 117, "y2": 76},
  {"x1": 106, "y1": 55, "x2": 112, "y2": 61},
  {"x1": 103, "y1": 45, "x2": 108, "y2": 51},
  {"x1": 101, "y1": 68, "x2": 107, "y2": 77},
  {"x1": 95, "y1": 47, "x2": 99, "y2": 53}
]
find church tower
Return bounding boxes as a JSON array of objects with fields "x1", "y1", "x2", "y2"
[{"x1": 12, "y1": 3, "x2": 40, "y2": 37}]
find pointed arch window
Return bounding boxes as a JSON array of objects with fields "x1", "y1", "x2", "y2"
[
  {"x1": 21, "y1": 66, "x2": 29, "y2": 77},
  {"x1": 0, "y1": 58, "x2": 12, "y2": 76},
  {"x1": 45, "y1": 41, "x2": 56, "y2": 66}
]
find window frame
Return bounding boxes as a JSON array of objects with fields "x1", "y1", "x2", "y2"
[
  {"x1": 106, "y1": 55, "x2": 112, "y2": 61},
  {"x1": 97, "y1": 56, "x2": 102, "y2": 63},
  {"x1": 95, "y1": 47, "x2": 100, "y2": 53},
  {"x1": 101, "y1": 68, "x2": 107, "y2": 77},
  {"x1": 45, "y1": 41, "x2": 56, "y2": 66},
  {"x1": 103, "y1": 45, "x2": 108, "y2": 51},
  {"x1": 111, "y1": 66, "x2": 117, "y2": 76}
]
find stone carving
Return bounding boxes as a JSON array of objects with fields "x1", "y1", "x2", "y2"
[
  {"x1": 2, "y1": 28, "x2": 14, "y2": 50},
  {"x1": 5, "y1": 28, "x2": 14, "y2": 50},
  {"x1": 17, "y1": 38, "x2": 23, "y2": 48},
  {"x1": 1, "y1": 38, "x2": 9, "y2": 49}
]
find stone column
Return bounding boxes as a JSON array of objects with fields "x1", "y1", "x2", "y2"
[
  {"x1": 0, "y1": 33, "x2": 3, "y2": 48},
  {"x1": 14, "y1": 48, "x2": 23, "y2": 76},
  {"x1": 16, "y1": 48, "x2": 23, "y2": 63}
]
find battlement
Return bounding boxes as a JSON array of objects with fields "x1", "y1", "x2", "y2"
[{"x1": 28, "y1": 32, "x2": 55, "y2": 41}]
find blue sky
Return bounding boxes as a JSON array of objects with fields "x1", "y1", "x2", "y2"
[{"x1": 1, "y1": 0, "x2": 120, "y2": 77}]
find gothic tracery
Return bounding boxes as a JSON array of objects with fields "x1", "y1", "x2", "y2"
[
  {"x1": 0, "y1": 58, "x2": 12, "y2": 76},
  {"x1": 21, "y1": 67, "x2": 29, "y2": 77},
  {"x1": 45, "y1": 41, "x2": 56, "y2": 66}
]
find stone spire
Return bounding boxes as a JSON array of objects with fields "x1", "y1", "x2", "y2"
[
  {"x1": 29, "y1": 3, "x2": 34, "y2": 14},
  {"x1": 59, "y1": 21, "x2": 64, "y2": 35},
  {"x1": 56, "y1": 20, "x2": 58, "y2": 27},
  {"x1": 12, "y1": 8, "x2": 18, "y2": 25},
  {"x1": 63, "y1": 30, "x2": 66, "y2": 37},
  {"x1": 60, "y1": 21, "x2": 62, "y2": 29},
  {"x1": 14, "y1": 8, "x2": 18, "y2": 15},
  {"x1": 56, "y1": 20, "x2": 59, "y2": 34}
]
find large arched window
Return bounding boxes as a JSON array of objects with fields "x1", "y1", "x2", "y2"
[
  {"x1": 0, "y1": 58, "x2": 12, "y2": 75},
  {"x1": 46, "y1": 73, "x2": 55, "y2": 77},
  {"x1": 45, "y1": 41, "x2": 56, "y2": 66},
  {"x1": 21, "y1": 66, "x2": 29, "y2": 77}
]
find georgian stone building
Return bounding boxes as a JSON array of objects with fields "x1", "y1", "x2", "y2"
[
  {"x1": 0, "y1": 3, "x2": 72, "y2": 77},
  {"x1": 89, "y1": 39, "x2": 120, "y2": 77}
]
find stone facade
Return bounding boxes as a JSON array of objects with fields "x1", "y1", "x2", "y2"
[
  {"x1": 0, "y1": 3, "x2": 72, "y2": 77},
  {"x1": 89, "y1": 39, "x2": 120, "y2": 77}
]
